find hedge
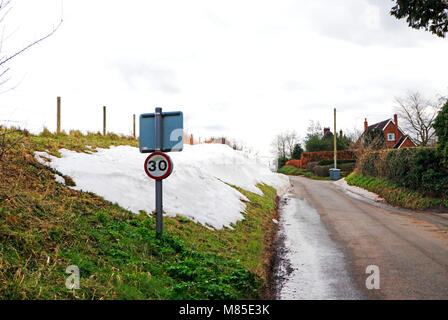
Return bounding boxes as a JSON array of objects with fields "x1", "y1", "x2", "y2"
[
  {"x1": 286, "y1": 150, "x2": 356, "y2": 169},
  {"x1": 357, "y1": 148, "x2": 448, "y2": 199}
]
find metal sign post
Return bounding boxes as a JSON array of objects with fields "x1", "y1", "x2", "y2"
[
  {"x1": 155, "y1": 107, "x2": 163, "y2": 234},
  {"x1": 140, "y1": 107, "x2": 183, "y2": 235}
]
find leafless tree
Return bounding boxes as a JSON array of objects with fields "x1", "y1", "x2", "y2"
[
  {"x1": 394, "y1": 92, "x2": 444, "y2": 146},
  {"x1": 0, "y1": 0, "x2": 62, "y2": 162},
  {"x1": 306, "y1": 120, "x2": 322, "y2": 138},
  {"x1": 0, "y1": 0, "x2": 63, "y2": 91},
  {"x1": 271, "y1": 130, "x2": 299, "y2": 158}
]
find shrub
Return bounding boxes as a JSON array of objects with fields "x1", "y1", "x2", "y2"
[
  {"x1": 285, "y1": 159, "x2": 301, "y2": 168},
  {"x1": 306, "y1": 161, "x2": 319, "y2": 172},
  {"x1": 277, "y1": 156, "x2": 289, "y2": 169},
  {"x1": 39, "y1": 127, "x2": 53, "y2": 137},
  {"x1": 313, "y1": 165, "x2": 332, "y2": 177},
  {"x1": 362, "y1": 127, "x2": 386, "y2": 150},
  {"x1": 356, "y1": 147, "x2": 448, "y2": 199},
  {"x1": 433, "y1": 100, "x2": 448, "y2": 167},
  {"x1": 339, "y1": 162, "x2": 356, "y2": 172},
  {"x1": 317, "y1": 159, "x2": 356, "y2": 165},
  {"x1": 291, "y1": 143, "x2": 303, "y2": 160}
]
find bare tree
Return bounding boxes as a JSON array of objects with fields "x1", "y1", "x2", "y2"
[
  {"x1": 0, "y1": 1, "x2": 62, "y2": 163},
  {"x1": 394, "y1": 92, "x2": 444, "y2": 146},
  {"x1": 271, "y1": 132, "x2": 288, "y2": 159},
  {"x1": 271, "y1": 130, "x2": 300, "y2": 159},
  {"x1": 306, "y1": 120, "x2": 322, "y2": 138},
  {"x1": 0, "y1": 0, "x2": 63, "y2": 90}
]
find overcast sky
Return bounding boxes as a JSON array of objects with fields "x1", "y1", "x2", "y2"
[{"x1": 1, "y1": 0, "x2": 447, "y2": 156}]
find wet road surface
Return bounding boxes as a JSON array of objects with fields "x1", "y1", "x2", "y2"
[{"x1": 274, "y1": 176, "x2": 448, "y2": 300}]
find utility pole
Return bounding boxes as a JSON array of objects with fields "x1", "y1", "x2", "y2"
[
  {"x1": 334, "y1": 108, "x2": 337, "y2": 169},
  {"x1": 56, "y1": 96, "x2": 61, "y2": 134},
  {"x1": 155, "y1": 107, "x2": 163, "y2": 235}
]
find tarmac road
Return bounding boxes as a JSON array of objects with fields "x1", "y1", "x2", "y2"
[{"x1": 275, "y1": 176, "x2": 448, "y2": 300}]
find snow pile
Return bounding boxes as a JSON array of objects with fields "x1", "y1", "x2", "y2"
[
  {"x1": 333, "y1": 178, "x2": 385, "y2": 203},
  {"x1": 35, "y1": 144, "x2": 290, "y2": 229}
]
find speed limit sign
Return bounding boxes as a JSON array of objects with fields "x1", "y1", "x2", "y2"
[{"x1": 144, "y1": 152, "x2": 173, "y2": 180}]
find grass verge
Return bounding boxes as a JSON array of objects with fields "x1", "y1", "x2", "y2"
[
  {"x1": 0, "y1": 128, "x2": 279, "y2": 299},
  {"x1": 277, "y1": 165, "x2": 331, "y2": 180},
  {"x1": 345, "y1": 172, "x2": 447, "y2": 210}
]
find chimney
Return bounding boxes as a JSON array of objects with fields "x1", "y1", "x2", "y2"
[
  {"x1": 323, "y1": 127, "x2": 330, "y2": 135},
  {"x1": 394, "y1": 114, "x2": 398, "y2": 141},
  {"x1": 364, "y1": 118, "x2": 368, "y2": 132},
  {"x1": 339, "y1": 130, "x2": 343, "y2": 137}
]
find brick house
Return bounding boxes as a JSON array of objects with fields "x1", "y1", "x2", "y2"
[{"x1": 363, "y1": 114, "x2": 416, "y2": 149}]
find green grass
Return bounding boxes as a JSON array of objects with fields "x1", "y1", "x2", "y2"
[
  {"x1": 345, "y1": 172, "x2": 446, "y2": 210},
  {"x1": 277, "y1": 165, "x2": 331, "y2": 180},
  {"x1": 0, "y1": 128, "x2": 279, "y2": 299}
]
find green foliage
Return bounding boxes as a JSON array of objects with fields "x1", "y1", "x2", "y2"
[
  {"x1": 390, "y1": 0, "x2": 448, "y2": 38},
  {"x1": 346, "y1": 173, "x2": 446, "y2": 210},
  {"x1": 277, "y1": 156, "x2": 289, "y2": 169},
  {"x1": 277, "y1": 165, "x2": 331, "y2": 180},
  {"x1": 433, "y1": 100, "x2": 448, "y2": 166},
  {"x1": 291, "y1": 143, "x2": 303, "y2": 160},
  {"x1": 362, "y1": 127, "x2": 386, "y2": 150},
  {"x1": 305, "y1": 135, "x2": 332, "y2": 152},
  {"x1": 305, "y1": 134, "x2": 352, "y2": 152},
  {"x1": 317, "y1": 159, "x2": 356, "y2": 165},
  {"x1": 313, "y1": 165, "x2": 331, "y2": 177},
  {"x1": 358, "y1": 148, "x2": 448, "y2": 199}
]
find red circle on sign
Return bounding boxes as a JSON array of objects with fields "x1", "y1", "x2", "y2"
[{"x1": 144, "y1": 152, "x2": 173, "y2": 180}]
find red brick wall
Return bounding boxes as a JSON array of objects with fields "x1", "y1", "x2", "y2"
[
  {"x1": 398, "y1": 137, "x2": 415, "y2": 148},
  {"x1": 286, "y1": 150, "x2": 356, "y2": 169},
  {"x1": 383, "y1": 121, "x2": 403, "y2": 148}
]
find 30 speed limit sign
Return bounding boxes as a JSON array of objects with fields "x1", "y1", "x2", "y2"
[{"x1": 144, "y1": 152, "x2": 173, "y2": 180}]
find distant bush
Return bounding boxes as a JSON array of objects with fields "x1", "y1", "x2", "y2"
[
  {"x1": 317, "y1": 159, "x2": 356, "y2": 165},
  {"x1": 69, "y1": 130, "x2": 83, "y2": 137},
  {"x1": 39, "y1": 127, "x2": 53, "y2": 137},
  {"x1": 357, "y1": 147, "x2": 448, "y2": 198},
  {"x1": 306, "y1": 161, "x2": 319, "y2": 172},
  {"x1": 277, "y1": 156, "x2": 289, "y2": 169},
  {"x1": 339, "y1": 162, "x2": 356, "y2": 172},
  {"x1": 286, "y1": 159, "x2": 301, "y2": 168},
  {"x1": 313, "y1": 165, "x2": 332, "y2": 177},
  {"x1": 433, "y1": 100, "x2": 448, "y2": 167}
]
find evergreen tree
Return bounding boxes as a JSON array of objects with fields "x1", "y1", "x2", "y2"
[
  {"x1": 433, "y1": 100, "x2": 448, "y2": 166},
  {"x1": 291, "y1": 143, "x2": 304, "y2": 159}
]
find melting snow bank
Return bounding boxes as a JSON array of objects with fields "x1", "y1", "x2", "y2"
[
  {"x1": 333, "y1": 178, "x2": 385, "y2": 203},
  {"x1": 35, "y1": 144, "x2": 290, "y2": 229},
  {"x1": 274, "y1": 195, "x2": 361, "y2": 299}
]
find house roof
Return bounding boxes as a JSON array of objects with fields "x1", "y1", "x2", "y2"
[
  {"x1": 393, "y1": 135, "x2": 407, "y2": 148},
  {"x1": 367, "y1": 118, "x2": 407, "y2": 137},
  {"x1": 367, "y1": 119, "x2": 391, "y2": 131},
  {"x1": 393, "y1": 135, "x2": 416, "y2": 148}
]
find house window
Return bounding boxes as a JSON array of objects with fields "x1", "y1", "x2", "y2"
[{"x1": 387, "y1": 133, "x2": 395, "y2": 141}]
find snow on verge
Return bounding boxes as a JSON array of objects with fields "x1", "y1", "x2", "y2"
[
  {"x1": 333, "y1": 178, "x2": 385, "y2": 203},
  {"x1": 35, "y1": 144, "x2": 290, "y2": 229}
]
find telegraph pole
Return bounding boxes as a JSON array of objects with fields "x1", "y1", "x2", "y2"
[{"x1": 334, "y1": 108, "x2": 337, "y2": 169}]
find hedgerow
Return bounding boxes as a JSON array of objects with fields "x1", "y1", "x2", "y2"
[{"x1": 357, "y1": 147, "x2": 448, "y2": 199}]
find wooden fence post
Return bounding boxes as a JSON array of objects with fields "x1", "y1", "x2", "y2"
[
  {"x1": 133, "y1": 114, "x2": 136, "y2": 139},
  {"x1": 103, "y1": 106, "x2": 106, "y2": 136},
  {"x1": 56, "y1": 96, "x2": 61, "y2": 134}
]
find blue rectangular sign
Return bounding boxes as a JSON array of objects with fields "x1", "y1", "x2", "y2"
[{"x1": 139, "y1": 111, "x2": 183, "y2": 153}]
